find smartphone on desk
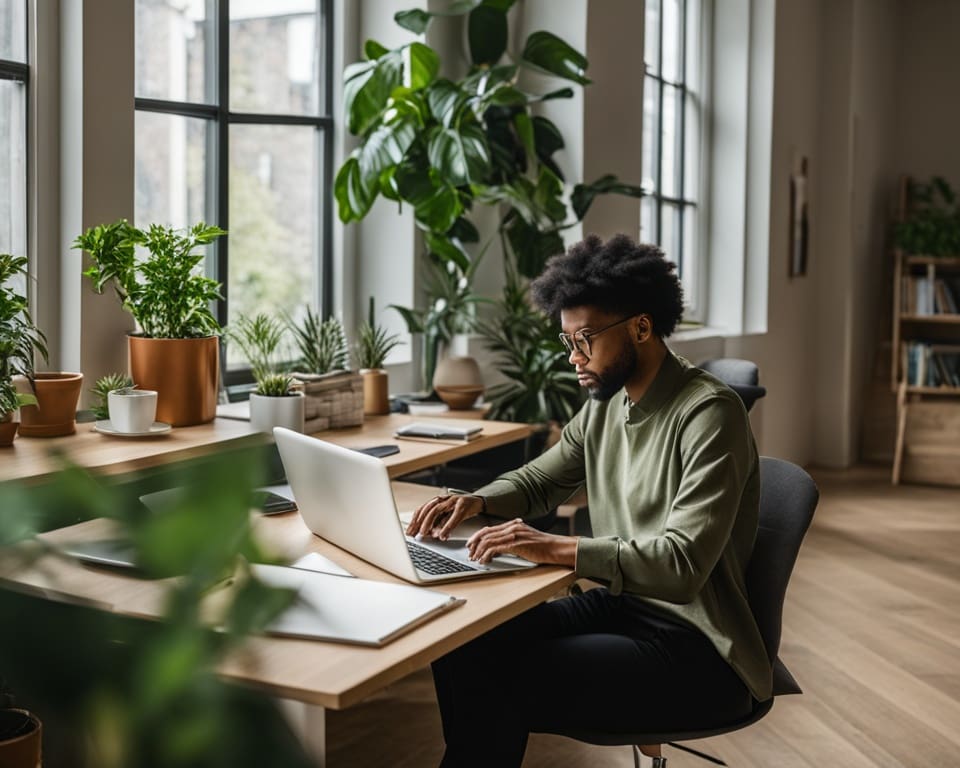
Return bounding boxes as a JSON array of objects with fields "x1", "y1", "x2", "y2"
[{"x1": 251, "y1": 490, "x2": 298, "y2": 515}]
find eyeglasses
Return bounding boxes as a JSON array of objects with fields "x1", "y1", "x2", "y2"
[{"x1": 558, "y1": 315, "x2": 638, "y2": 360}]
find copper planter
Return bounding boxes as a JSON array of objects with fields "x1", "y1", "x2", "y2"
[
  {"x1": 128, "y1": 335, "x2": 219, "y2": 427},
  {"x1": 17, "y1": 372, "x2": 84, "y2": 437}
]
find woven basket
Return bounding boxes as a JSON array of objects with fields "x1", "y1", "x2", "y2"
[{"x1": 292, "y1": 370, "x2": 365, "y2": 432}]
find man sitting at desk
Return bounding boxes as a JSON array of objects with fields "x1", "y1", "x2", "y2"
[{"x1": 406, "y1": 233, "x2": 770, "y2": 767}]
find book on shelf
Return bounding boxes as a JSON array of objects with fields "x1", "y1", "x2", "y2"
[
  {"x1": 934, "y1": 278, "x2": 959, "y2": 314},
  {"x1": 902, "y1": 342, "x2": 960, "y2": 387}
]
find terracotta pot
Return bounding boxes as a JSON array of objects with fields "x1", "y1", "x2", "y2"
[
  {"x1": 16, "y1": 372, "x2": 84, "y2": 437},
  {"x1": 0, "y1": 414, "x2": 18, "y2": 447},
  {"x1": 435, "y1": 384, "x2": 484, "y2": 410},
  {"x1": 360, "y1": 369, "x2": 390, "y2": 415},
  {"x1": 433, "y1": 355, "x2": 483, "y2": 389},
  {"x1": 128, "y1": 335, "x2": 219, "y2": 427},
  {"x1": 249, "y1": 392, "x2": 305, "y2": 434},
  {"x1": 0, "y1": 708, "x2": 42, "y2": 767}
]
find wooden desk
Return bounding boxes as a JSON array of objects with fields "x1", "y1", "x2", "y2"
[
  {"x1": 1, "y1": 414, "x2": 530, "y2": 486},
  {"x1": 0, "y1": 418, "x2": 266, "y2": 485},
  {"x1": 307, "y1": 413, "x2": 530, "y2": 479},
  {"x1": 4, "y1": 482, "x2": 575, "y2": 764}
]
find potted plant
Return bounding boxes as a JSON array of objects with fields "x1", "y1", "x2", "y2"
[
  {"x1": 73, "y1": 219, "x2": 226, "y2": 427},
  {"x1": 0, "y1": 679, "x2": 41, "y2": 768},
  {"x1": 0, "y1": 450, "x2": 314, "y2": 768},
  {"x1": 227, "y1": 313, "x2": 304, "y2": 434},
  {"x1": 89, "y1": 372, "x2": 134, "y2": 420},
  {"x1": 286, "y1": 308, "x2": 363, "y2": 431},
  {"x1": 895, "y1": 176, "x2": 960, "y2": 256},
  {"x1": 355, "y1": 297, "x2": 404, "y2": 415},
  {"x1": 335, "y1": 2, "x2": 643, "y2": 394},
  {"x1": 0, "y1": 254, "x2": 48, "y2": 446}
]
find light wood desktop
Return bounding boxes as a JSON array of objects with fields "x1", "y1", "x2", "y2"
[
  {"x1": 1, "y1": 413, "x2": 531, "y2": 486},
  {"x1": 3, "y1": 481, "x2": 575, "y2": 764}
]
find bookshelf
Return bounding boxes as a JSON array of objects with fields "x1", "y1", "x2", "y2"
[{"x1": 891, "y1": 253, "x2": 960, "y2": 486}]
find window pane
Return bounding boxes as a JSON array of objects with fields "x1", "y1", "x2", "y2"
[
  {"x1": 660, "y1": 202, "x2": 680, "y2": 268},
  {"x1": 228, "y1": 124, "x2": 318, "y2": 343},
  {"x1": 662, "y1": 0, "x2": 683, "y2": 83},
  {"x1": 230, "y1": 1, "x2": 320, "y2": 115},
  {"x1": 684, "y1": 94, "x2": 700, "y2": 202},
  {"x1": 135, "y1": 0, "x2": 213, "y2": 103},
  {"x1": 640, "y1": 196, "x2": 656, "y2": 244},
  {"x1": 0, "y1": 79, "x2": 26, "y2": 278},
  {"x1": 661, "y1": 84, "x2": 682, "y2": 199},
  {"x1": 685, "y1": 0, "x2": 701, "y2": 92},
  {"x1": 135, "y1": 111, "x2": 213, "y2": 230},
  {"x1": 644, "y1": 0, "x2": 660, "y2": 73},
  {"x1": 642, "y1": 75, "x2": 659, "y2": 193},
  {"x1": 682, "y1": 206, "x2": 698, "y2": 302},
  {"x1": 0, "y1": 0, "x2": 26, "y2": 62}
]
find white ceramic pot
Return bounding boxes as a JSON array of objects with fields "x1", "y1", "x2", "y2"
[
  {"x1": 250, "y1": 392, "x2": 305, "y2": 434},
  {"x1": 108, "y1": 389, "x2": 158, "y2": 433}
]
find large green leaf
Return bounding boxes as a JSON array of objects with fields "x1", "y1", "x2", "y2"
[
  {"x1": 534, "y1": 167, "x2": 567, "y2": 223},
  {"x1": 504, "y1": 212, "x2": 565, "y2": 278},
  {"x1": 449, "y1": 216, "x2": 480, "y2": 243},
  {"x1": 396, "y1": 159, "x2": 463, "y2": 232},
  {"x1": 425, "y1": 232, "x2": 471, "y2": 272},
  {"x1": 571, "y1": 174, "x2": 646, "y2": 220},
  {"x1": 468, "y1": 5, "x2": 507, "y2": 66},
  {"x1": 533, "y1": 115, "x2": 565, "y2": 180},
  {"x1": 334, "y1": 154, "x2": 377, "y2": 223},
  {"x1": 406, "y1": 42, "x2": 440, "y2": 90},
  {"x1": 426, "y1": 79, "x2": 462, "y2": 127},
  {"x1": 364, "y1": 39, "x2": 389, "y2": 60},
  {"x1": 395, "y1": 9, "x2": 431, "y2": 34},
  {"x1": 513, "y1": 112, "x2": 535, "y2": 160},
  {"x1": 521, "y1": 30, "x2": 591, "y2": 85},
  {"x1": 428, "y1": 125, "x2": 490, "y2": 187},
  {"x1": 344, "y1": 52, "x2": 403, "y2": 136},
  {"x1": 358, "y1": 118, "x2": 418, "y2": 183}
]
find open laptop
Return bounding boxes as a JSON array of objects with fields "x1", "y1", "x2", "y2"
[{"x1": 273, "y1": 427, "x2": 537, "y2": 584}]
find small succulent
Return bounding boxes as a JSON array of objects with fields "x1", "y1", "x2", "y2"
[
  {"x1": 90, "y1": 372, "x2": 133, "y2": 420},
  {"x1": 355, "y1": 297, "x2": 403, "y2": 370},
  {"x1": 256, "y1": 373, "x2": 295, "y2": 397},
  {"x1": 288, "y1": 307, "x2": 349, "y2": 374}
]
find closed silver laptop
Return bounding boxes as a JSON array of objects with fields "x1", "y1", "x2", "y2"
[{"x1": 273, "y1": 427, "x2": 537, "y2": 584}]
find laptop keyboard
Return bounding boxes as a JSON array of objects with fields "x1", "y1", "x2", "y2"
[{"x1": 406, "y1": 540, "x2": 479, "y2": 575}]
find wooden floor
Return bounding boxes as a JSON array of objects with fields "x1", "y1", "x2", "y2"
[{"x1": 326, "y1": 465, "x2": 960, "y2": 767}]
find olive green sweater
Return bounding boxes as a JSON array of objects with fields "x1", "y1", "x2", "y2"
[{"x1": 477, "y1": 351, "x2": 772, "y2": 701}]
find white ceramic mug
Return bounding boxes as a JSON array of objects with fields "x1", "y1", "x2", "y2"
[{"x1": 108, "y1": 389, "x2": 158, "y2": 433}]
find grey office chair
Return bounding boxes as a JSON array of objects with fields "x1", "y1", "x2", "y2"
[
  {"x1": 699, "y1": 358, "x2": 767, "y2": 412},
  {"x1": 536, "y1": 457, "x2": 819, "y2": 767}
]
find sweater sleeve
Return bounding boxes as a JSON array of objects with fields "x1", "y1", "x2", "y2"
[
  {"x1": 474, "y1": 405, "x2": 588, "y2": 520},
  {"x1": 576, "y1": 393, "x2": 753, "y2": 600}
]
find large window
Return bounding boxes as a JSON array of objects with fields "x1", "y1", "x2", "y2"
[
  {"x1": 641, "y1": 0, "x2": 705, "y2": 318},
  {"x1": 134, "y1": 0, "x2": 333, "y2": 376},
  {"x1": 0, "y1": 0, "x2": 27, "y2": 295}
]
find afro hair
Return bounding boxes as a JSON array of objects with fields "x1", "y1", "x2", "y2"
[{"x1": 529, "y1": 234, "x2": 685, "y2": 338}]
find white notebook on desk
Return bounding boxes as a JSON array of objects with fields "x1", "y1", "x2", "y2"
[{"x1": 251, "y1": 563, "x2": 465, "y2": 646}]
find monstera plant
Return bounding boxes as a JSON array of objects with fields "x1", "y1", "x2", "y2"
[{"x1": 335, "y1": 0, "x2": 642, "y2": 394}]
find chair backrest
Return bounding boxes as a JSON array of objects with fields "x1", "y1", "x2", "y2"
[
  {"x1": 747, "y1": 458, "x2": 818, "y2": 690},
  {"x1": 700, "y1": 358, "x2": 760, "y2": 386},
  {"x1": 699, "y1": 358, "x2": 768, "y2": 412}
]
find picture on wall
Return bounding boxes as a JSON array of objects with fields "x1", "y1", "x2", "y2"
[{"x1": 789, "y1": 155, "x2": 810, "y2": 277}]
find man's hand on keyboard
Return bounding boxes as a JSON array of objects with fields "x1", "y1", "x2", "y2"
[
  {"x1": 466, "y1": 518, "x2": 579, "y2": 567},
  {"x1": 406, "y1": 493, "x2": 484, "y2": 542}
]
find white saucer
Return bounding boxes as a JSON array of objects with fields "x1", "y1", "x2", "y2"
[{"x1": 93, "y1": 420, "x2": 172, "y2": 437}]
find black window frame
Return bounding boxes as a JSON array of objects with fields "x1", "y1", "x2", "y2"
[
  {"x1": 134, "y1": 0, "x2": 334, "y2": 387},
  {"x1": 642, "y1": 0, "x2": 702, "y2": 305},
  {"x1": 0, "y1": 0, "x2": 30, "y2": 270}
]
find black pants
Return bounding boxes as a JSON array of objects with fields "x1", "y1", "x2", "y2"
[{"x1": 431, "y1": 587, "x2": 753, "y2": 767}]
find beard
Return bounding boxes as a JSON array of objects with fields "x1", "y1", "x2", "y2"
[{"x1": 581, "y1": 344, "x2": 638, "y2": 401}]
